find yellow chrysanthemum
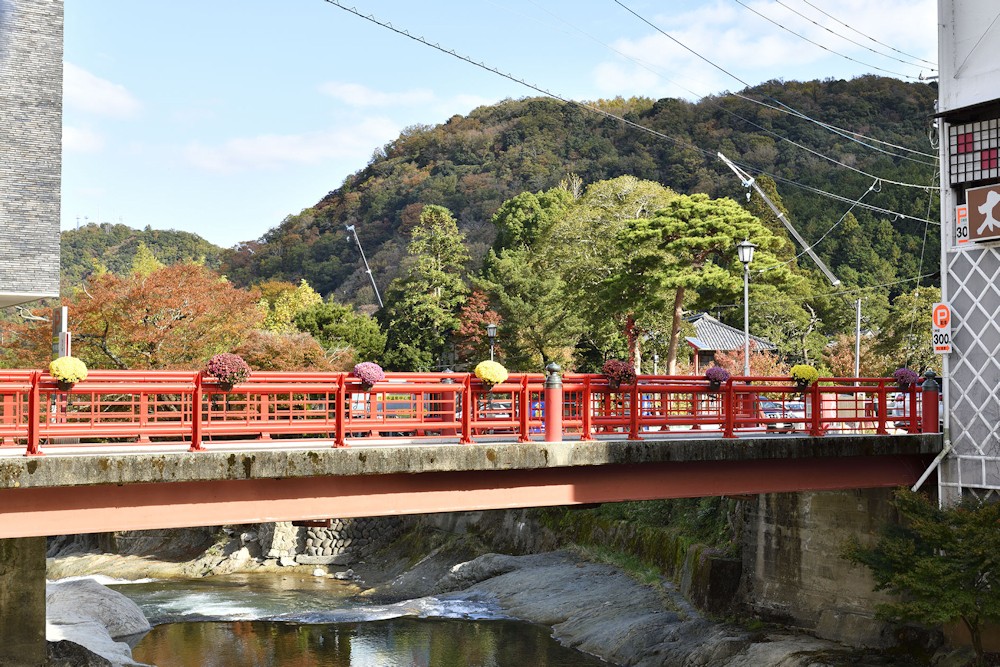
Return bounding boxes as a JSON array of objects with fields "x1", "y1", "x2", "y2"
[
  {"x1": 49, "y1": 356, "x2": 88, "y2": 384},
  {"x1": 474, "y1": 360, "x2": 508, "y2": 386}
]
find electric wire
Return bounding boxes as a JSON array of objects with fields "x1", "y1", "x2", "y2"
[
  {"x1": 731, "y1": 93, "x2": 937, "y2": 160},
  {"x1": 611, "y1": 0, "x2": 937, "y2": 187},
  {"x1": 527, "y1": 0, "x2": 936, "y2": 165},
  {"x1": 796, "y1": 0, "x2": 937, "y2": 68},
  {"x1": 731, "y1": 0, "x2": 922, "y2": 79},
  {"x1": 321, "y1": 0, "x2": 938, "y2": 227},
  {"x1": 756, "y1": 179, "x2": 880, "y2": 275},
  {"x1": 773, "y1": 0, "x2": 936, "y2": 71}
]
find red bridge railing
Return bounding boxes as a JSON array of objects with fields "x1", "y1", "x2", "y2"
[{"x1": 0, "y1": 369, "x2": 940, "y2": 456}]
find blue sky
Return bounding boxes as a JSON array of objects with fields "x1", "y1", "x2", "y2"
[{"x1": 62, "y1": 0, "x2": 937, "y2": 248}]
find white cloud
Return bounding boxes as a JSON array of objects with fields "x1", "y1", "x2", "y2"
[
  {"x1": 183, "y1": 117, "x2": 401, "y2": 172},
  {"x1": 591, "y1": 0, "x2": 937, "y2": 99},
  {"x1": 62, "y1": 125, "x2": 104, "y2": 153},
  {"x1": 63, "y1": 62, "x2": 142, "y2": 118},
  {"x1": 319, "y1": 81, "x2": 436, "y2": 107}
]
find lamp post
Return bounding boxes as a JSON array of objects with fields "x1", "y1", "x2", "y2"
[
  {"x1": 736, "y1": 239, "x2": 756, "y2": 377},
  {"x1": 486, "y1": 323, "x2": 497, "y2": 362}
]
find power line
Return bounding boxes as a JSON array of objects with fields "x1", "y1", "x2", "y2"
[
  {"x1": 528, "y1": 0, "x2": 936, "y2": 164},
  {"x1": 730, "y1": 0, "x2": 922, "y2": 79},
  {"x1": 731, "y1": 93, "x2": 937, "y2": 160},
  {"x1": 796, "y1": 0, "x2": 938, "y2": 68},
  {"x1": 773, "y1": 0, "x2": 936, "y2": 71},
  {"x1": 321, "y1": 0, "x2": 938, "y2": 224},
  {"x1": 611, "y1": 0, "x2": 938, "y2": 184}
]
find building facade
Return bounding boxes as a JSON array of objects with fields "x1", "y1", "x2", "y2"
[
  {"x1": 0, "y1": 0, "x2": 62, "y2": 307},
  {"x1": 938, "y1": 0, "x2": 1000, "y2": 500}
]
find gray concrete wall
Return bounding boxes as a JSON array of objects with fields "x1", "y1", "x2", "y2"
[
  {"x1": 0, "y1": 537, "x2": 47, "y2": 666},
  {"x1": 741, "y1": 489, "x2": 900, "y2": 647},
  {"x1": 0, "y1": 0, "x2": 62, "y2": 306}
]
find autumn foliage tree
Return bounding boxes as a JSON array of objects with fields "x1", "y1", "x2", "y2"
[{"x1": 69, "y1": 263, "x2": 263, "y2": 369}]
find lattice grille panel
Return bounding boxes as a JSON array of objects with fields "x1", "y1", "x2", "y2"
[{"x1": 945, "y1": 246, "x2": 1000, "y2": 496}]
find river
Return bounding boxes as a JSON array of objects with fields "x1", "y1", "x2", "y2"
[{"x1": 108, "y1": 574, "x2": 608, "y2": 667}]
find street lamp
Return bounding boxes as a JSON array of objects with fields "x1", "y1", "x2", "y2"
[
  {"x1": 736, "y1": 239, "x2": 757, "y2": 377},
  {"x1": 486, "y1": 323, "x2": 498, "y2": 361}
]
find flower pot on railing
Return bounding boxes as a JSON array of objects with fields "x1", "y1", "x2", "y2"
[
  {"x1": 893, "y1": 367, "x2": 919, "y2": 391},
  {"x1": 475, "y1": 360, "x2": 508, "y2": 394},
  {"x1": 705, "y1": 366, "x2": 730, "y2": 393},
  {"x1": 601, "y1": 359, "x2": 635, "y2": 393},
  {"x1": 353, "y1": 362, "x2": 385, "y2": 393},
  {"x1": 205, "y1": 353, "x2": 251, "y2": 393},
  {"x1": 49, "y1": 356, "x2": 88, "y2": 392},
  {"x1": 790, "y1": 364, "x2": 819, "y2": 394}
]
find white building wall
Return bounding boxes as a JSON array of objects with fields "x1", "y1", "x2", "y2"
[{"x1": 938, "y1": 0, "x2": 1000, "y2": 500}]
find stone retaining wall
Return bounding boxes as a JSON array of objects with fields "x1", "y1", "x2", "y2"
[{"x1": 258, "y1": 517, "x2": 406, "y2": 566}]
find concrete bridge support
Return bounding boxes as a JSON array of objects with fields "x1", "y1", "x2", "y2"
[
  {"x1": 742, "y1": 489, "x2": 899, "y2": 647},
  {"x1": 0, "y1": 538, "x2": 47, "y2": 666}
]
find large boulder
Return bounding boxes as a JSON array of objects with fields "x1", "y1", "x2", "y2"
[{"x1": 47, "y1": 579, "x2": 151, "y2": 666}]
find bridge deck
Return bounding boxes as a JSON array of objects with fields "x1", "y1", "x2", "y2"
[{"x1": 0, "y1": 432, "x2": 942, "y2": 538}]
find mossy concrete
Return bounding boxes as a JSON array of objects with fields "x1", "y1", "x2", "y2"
[{"x1": 0, "y1": 434, "x2": 941, "y2": 490}]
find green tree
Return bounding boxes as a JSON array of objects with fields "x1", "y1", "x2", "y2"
[
  {"x1": 294, "y1": 300, "x2": 386, "y2": 366},
  {"x1": 612, "y1": 194, "x2": 794, "y2": 374},
  {"x1": 130, "y1": 242, "x2": 165, "y2": 277},
  {"x1": 551, "y1": 176, "x2": 677, "y2": 368},
  {"x1": 480, "y1": 188, "x2": 582, "y2": 369},
  {"x1": 844, "y1": 489, "x2": 1000, "y2": 664},
  {"x1": 258, "y1": 279, "x2": 323, "y2": 333},
  {"x1": 379, "y1": 205, "x2": 469, "y2": 371},
  {"x1": 871, "y1": 286, "x2": 943, "y2": 376}
]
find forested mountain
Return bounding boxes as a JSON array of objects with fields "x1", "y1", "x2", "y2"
[
  {"x1": 222, "y1": 76, "x2": 939, "y2": 308},
  {"x1": 61, "y1": 223, "x2": 225, "y2": 289}
]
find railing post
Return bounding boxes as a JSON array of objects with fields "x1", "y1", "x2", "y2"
[
  {"x1": 334, "y1": 374, "x2": 347, "y2": 448},
  {"x1": 580, "y1": 375, "x2": 593, "y2": 441},
  {"x1": 921, "y1": 370, "x2": 940, "y2": 434},
  {"x1": 544, "y1": 363, "x2": 563, "y2": 443},
  {"x1": 723, "y1": 381, "x2": 736, "y2": 438},
  {"x1": 25, "y1": 372, "x2": 41, "y2": 456},
  {"x1": 460, "y1": 375, "x2": 473, "y2": 444},
  {"x1": 189, "y1": 373, "x2": 203, "y2": 452},
  {"x1": 138, "y1": 392, "x2": 150, "y2": 443},
  {"x1": 518, "y1": 375, "x2": 531, "y2": 443},
  {"x1": 628, "y1": 378, "x2": 641, "y2": 440},
  {"x1": 876, "y1": 381, "x2": 888, "y2": 435},
  {"x1": 809, "y1": 382, "x2": 823, "y2": 437}
]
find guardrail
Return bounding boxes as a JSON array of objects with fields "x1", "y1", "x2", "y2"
[{"x1": 0, "y1": 369, "x2": 940, "y2": 455}]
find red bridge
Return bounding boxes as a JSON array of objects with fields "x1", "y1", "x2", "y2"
[
  {"x1": 0, "y1": 368, "x2": 939, "y2": 454},
  {"x1": 0, "y1": 367, "x2": 942, "y2": 540}
]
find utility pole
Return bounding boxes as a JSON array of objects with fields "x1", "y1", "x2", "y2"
[
  {"x1": 345, "y1": 224, "x2": 383, "y2": 308},
  {"x1": 855, "y1": 298, "x2": 862, "y2": 378},
  {"x1": 718, "y1": 152, "x2": 841, "y2": 287}
]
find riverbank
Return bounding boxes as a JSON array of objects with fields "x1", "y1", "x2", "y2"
[{"x1": 46, "y1": 527, "x2": 971, "y2": 667}]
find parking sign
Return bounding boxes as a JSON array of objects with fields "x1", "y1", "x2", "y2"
[{"x1": 932, "y1": 302, "x2": 951, "y2": 354}]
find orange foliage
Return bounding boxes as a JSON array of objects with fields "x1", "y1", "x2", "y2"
[
  {"x1": 69, "y1": 264, "x2": 263, "y2": 369},
  {"x1": 712, "y1": 349, "x2": 789, "y2": 378},
  {"x1": 234, "y1": 330, "x2": 340, "y2": 371}
]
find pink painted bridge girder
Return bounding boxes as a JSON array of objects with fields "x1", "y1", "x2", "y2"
[{"x1": 0, "y1": 436, "x2": 940, "y2": 538}]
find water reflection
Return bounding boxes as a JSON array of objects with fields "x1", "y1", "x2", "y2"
[{"x1": 132, "y1": 618, "x2": 608, "y2": 667}]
